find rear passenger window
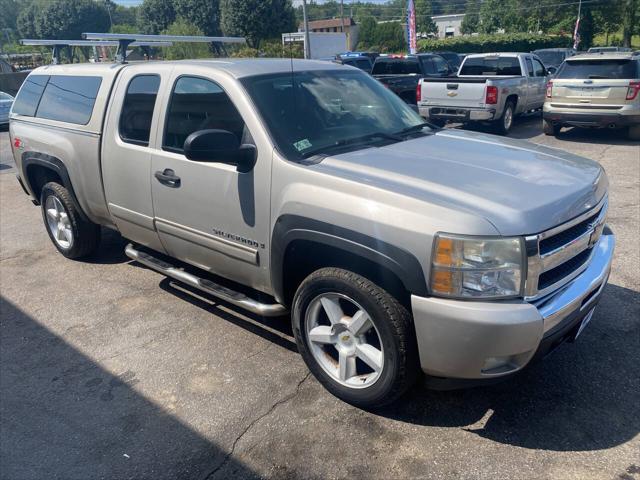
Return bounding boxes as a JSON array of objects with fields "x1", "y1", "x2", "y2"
[
  {"x1": 526, "y1": 58, "x2": 534, "y2": 76},
  {"x1": 12, "y1": 75, "x2": 49, "y2": 117},
  {"x1": 163, "y1": 76, "x2": 246, "y2": 153},
  {"x1": 120, "y1": 75, "x2": 160, "y2": 146},
  {"x1": 37, "y1": 76, "x2": 102, "y2": 125}
]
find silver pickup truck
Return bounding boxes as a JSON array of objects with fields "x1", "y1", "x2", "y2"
[
  {"x1": 418, "y1": 52, "x2": 551, "y2": 134},
  {"x1": 9, "y1": 58, "x2": 614, "y2": 407}
]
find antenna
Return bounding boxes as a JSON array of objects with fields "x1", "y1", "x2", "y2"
[
  {"x1": 83, "y1": 33, "x2": 246, "y2": 63},
  {"x1": 20, "y1": 39, "x2": 173, "y2": 64}
]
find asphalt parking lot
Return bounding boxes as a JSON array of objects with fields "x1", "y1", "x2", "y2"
[{"x1": 1, "y1": 117, "x2": 639, "y2": 480}]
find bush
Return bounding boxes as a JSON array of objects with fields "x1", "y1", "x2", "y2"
[
  {"x1": 231, "y1": 39, "x2": 303, "y2": 58},
  {"x1": 417, "y1": 33, "x2": 572, "y2": 54}
]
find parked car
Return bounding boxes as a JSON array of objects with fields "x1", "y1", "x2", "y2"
[
  {"x1": 543, "y1": 52, "x2": 640, "y2": 139},
  {"x1": 10, "y1": 59, "x2": 614, "y2": 407},
  {"x1": 0, "y1": 91, "x2": 14, "y2": 126},
  {"x1": 418, "y1": 52, "x2": 551, "y2": 134},
  {"x1": 334, "y1": 55, "x2": 373, "y2": 73},
  {"x1": 532, "y1": 48, "x2": 576, "y2": 71},
  {"x1": 372, "y1": 54, "x2": 454, "y2": 104},
  {"x1": 588, "y1": 47, "x2": 633, "y2": 53},
  {"x1": 338, "y1": 51, "x2": 379, "y2": 62}
]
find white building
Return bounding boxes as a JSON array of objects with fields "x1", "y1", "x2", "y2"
[{"x1": 432, "y1": 14, "x2": 465, "y2": 39}]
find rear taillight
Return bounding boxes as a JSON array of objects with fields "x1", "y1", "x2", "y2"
[
  {"x1": 485, "y1": 85, "x2": 498, "y2": 104},
  {"x1": 416, "y1": 81, "x2": 422, "y2": 102},
  {"x1": 626, "y1": 81, "x2": 640, "y2": 100},
  {"x1": 546, "y1": 81, "x2": 553, "y2": 98}
]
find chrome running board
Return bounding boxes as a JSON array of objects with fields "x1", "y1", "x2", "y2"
[{"x1": 125, "y1": 243, "x2": 287, "y2": 317}]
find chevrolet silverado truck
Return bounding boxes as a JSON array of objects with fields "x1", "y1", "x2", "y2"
[
  {"x1": 372, "y1": 54, "x2": 454, "y2": 104},
  {"x1": 418, "y1": 52, "x2": 551, "y2": 134},
  {"x1": 10, "y1": 59, "x2": 614, "y2": 407}
]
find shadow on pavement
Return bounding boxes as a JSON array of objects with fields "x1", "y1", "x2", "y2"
[
  {"x1": 377, "y1": 283, "x2": 640, "y2": 452},
  {"x1": 0, "y1": 297, "x2": 258, "y2": 479}
]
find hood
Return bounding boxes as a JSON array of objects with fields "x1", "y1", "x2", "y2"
[{"x1": 317, "y1": 129, "x2": 606, "y2": 236}]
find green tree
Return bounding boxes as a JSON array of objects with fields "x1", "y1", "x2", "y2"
[
  {"x1": 460, "y1": 0, "x2": 480, "y2": 34},
  {"x1": 373, "y1": 21, "x2": 406, "y2": 53},
  {"x1": 220, "y1": 0, "x2": 296, "y2": 49},
  {"x1": 175, "y1": 0, "x2": 221, "y2": 36},
  {"x1": 478, "y1": 0, "x2": 524, "y2": 34},
  {"x1": 17, "y1": 1, "x2": 38, "y2": 38},
  {"x1": 358, "y1": 16, "x2": 377, "y2": 47},
  {"x1": 415, "y1": 0, "x2": 437, "y2": 36},
  {"x1": 161, "y1": 19, "x2": 210, "y2": 60},
  {"x1": 0, "y1": 0, "x2": 18, "y2": 31},
  {"x1": 29, "y1": 0, "x2": 110, "y2": 39},
  {"x1": 621, "y1": 0, "x2": 639, "y2": 47},
  {"x1": 137, "y1": 0, "x2": 176, "y2": 35}
]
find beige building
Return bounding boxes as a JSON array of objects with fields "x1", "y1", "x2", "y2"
[
  {"x1": 432, "y1": 13, "x2": 466, "y2": 38},
  {"x1": 299, "y1": 17, "x2": 360, "y2": 51}
]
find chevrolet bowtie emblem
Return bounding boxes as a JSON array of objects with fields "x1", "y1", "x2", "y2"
[{"x1": 447, "y1": 91, "x2": 458, "y2": 97}]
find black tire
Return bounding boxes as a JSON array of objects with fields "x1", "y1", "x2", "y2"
[
  {"x1": 494, "y1": 100, "x2": 515, "y2": 135},
  {"x1": 429, "y1": 118, "x2": 446, "y2": 128},
  {"x1": 40, "y1": 182, "x2": 100, "y2": 259},
  {"x1": 292, "y1": 267, "x2": 419, "y2": 408},
  {"x1": 543, "y1": 119, "x2": 561, "y2": 136},
  {"x1": 628, "y1": 125, "x2": 640, "y2": 141}
]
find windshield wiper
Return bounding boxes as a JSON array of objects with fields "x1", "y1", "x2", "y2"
[
  {"x1": 301, "y1": 131, "x2": 403, "y2": 158},
  {"x1": 394, "y1": 121, "x2": 435, "y2": 136}
]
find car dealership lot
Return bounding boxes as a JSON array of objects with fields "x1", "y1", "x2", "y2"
[{"x1": 1, "y1": 119, "x2": 638, "y2": 479}]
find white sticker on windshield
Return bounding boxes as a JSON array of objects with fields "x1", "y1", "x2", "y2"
[{"x1": 293, "y1": 139, "x2": 312, "y2": 151}]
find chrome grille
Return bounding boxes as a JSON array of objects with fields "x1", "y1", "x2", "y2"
[{"x1": 525, "y1": 196, "x2": 608, "y2": 299}]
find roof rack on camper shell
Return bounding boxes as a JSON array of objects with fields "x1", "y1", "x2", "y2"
[
  {"x1": 83, "y1": 33, "x2": 246, "y2": 62},
  {"x1": 20, "y1": 39, "x2": 173, "y2": 64}
]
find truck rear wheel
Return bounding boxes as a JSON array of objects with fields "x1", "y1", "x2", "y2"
[
  {"x1": 494, "y1": 100, "x2": 515, "y2": 135},
  {"x1": 40, "y1": 182, "x2": 100, "y2": 259},
  {"x1": 543, "y1": 119, "x2": 561, "y2": 136},
  {"x1": 292, "y1": 267, "x2": 419, "y2": 408}
]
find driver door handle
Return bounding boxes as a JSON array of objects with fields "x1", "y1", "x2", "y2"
[{"x1": 154, "y1": 169, "x2": 181, "y2": 188}]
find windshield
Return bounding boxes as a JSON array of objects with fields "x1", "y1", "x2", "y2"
[
  {"x1": 556, "y1": 59, "x2": 638, "y2": 79},
  {"x1": 460, "y1": 56, "x2": 522, "y2": 76},
  {"x1": 535, "y1": 51, "x2": 565, "y2": 66},
  {"x1": 372, "y1": 59, "x2": 420, "y2": 75},
  {"x1": 241, "y1": 69, "x2": 428, "y2": 161}
]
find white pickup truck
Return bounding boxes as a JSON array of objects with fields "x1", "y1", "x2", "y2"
[{"x1": 417, "y1": 52, "x2": 551, "y2": 134}]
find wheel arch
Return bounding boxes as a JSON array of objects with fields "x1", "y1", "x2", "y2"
[
  {"x1": 22, "y1": 152, "x2": 89, "y2": 222},
  {"x1": 271, "y1": 215, "x2": 428, "y2": 307}
]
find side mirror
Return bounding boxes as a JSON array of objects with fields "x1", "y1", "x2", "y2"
[
  {"x1": 547, "y1": 66, "x2": 557, "y2": 76},
  {"x1": 183, "y1": 129, "x2": 256, "y2": 173}
]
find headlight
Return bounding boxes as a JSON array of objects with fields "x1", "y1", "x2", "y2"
[{"x1": 430, "y1": 234, "x2": 524, "y2": 299}]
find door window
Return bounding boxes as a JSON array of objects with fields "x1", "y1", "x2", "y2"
[
  {"x1": 119, "y1": 75, "x2": 160, "y2": 146},
  {"x1": 533, "y1": 59, "x2": 546, "y2": 77},
  {"x1": 526, "y1": 58, "x2": 534, "y2": 77},
  {"x1": 163, "y1": 76, "x2": 247, "y2": 153}
]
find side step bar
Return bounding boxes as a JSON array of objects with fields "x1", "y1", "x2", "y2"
[{"x1": 125, "y1": 244, "x2": 288, "y2": 317}]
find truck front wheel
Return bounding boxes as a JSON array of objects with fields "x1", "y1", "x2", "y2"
[
  {"x1": 292, "y1": 267, "x2": 419, "y2": 408},
  {"x1": 40, "y1": 182, "x2": 100, "y2": 259}
]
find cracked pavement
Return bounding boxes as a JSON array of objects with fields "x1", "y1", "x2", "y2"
[{"x1": 1, "y1": 118, "x2": 639, "y2": 479}]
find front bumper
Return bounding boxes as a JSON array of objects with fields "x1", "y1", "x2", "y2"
[
  {"x1": 419, "y1": 104, "x2": 495, "y2": 121},
  {"x1": 411, "y1": 227, "x2": 615, "y2": 380}
]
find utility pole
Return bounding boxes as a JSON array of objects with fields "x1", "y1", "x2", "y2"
[
  {"x1": 340, "y1": 0, "x2": 345, "y2": 32},
  {"x1": 302, "y1": 0, "x2": 311, "y2": 60}
]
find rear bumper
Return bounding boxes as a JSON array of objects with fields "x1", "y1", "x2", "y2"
[
  {"x1": 419, "y1": 104, "x2": 495, "y2": 121},
  {"x1": 543, "y1": 111, "x2": 640, "y2": 128},
  {"x1": 411, "y1": 227, "x2": 615, "y2": 382}
]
